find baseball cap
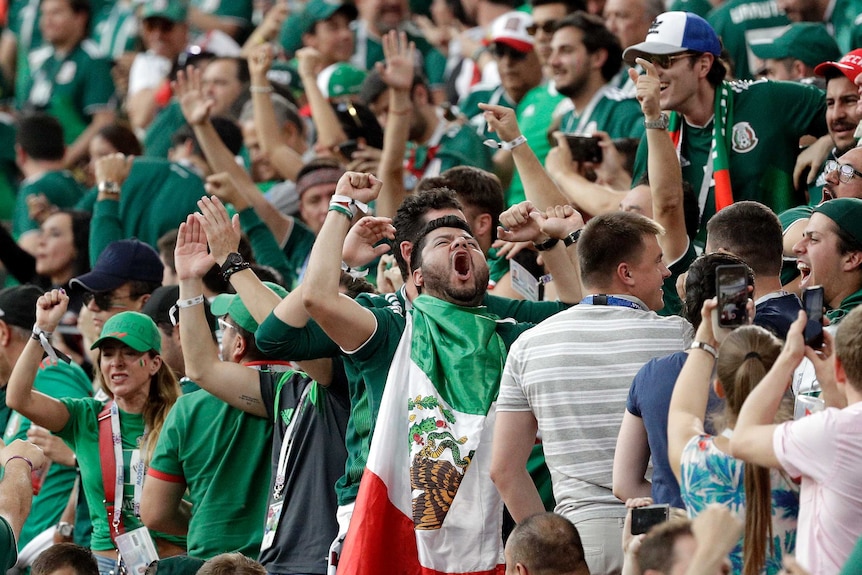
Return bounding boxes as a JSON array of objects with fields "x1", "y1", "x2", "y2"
[
  {"x1": 750, "y1": 23, "x2": 840, "y2": 68},
  {"x1": 0, "y1": 285, "x2": 43, "y2": 330},
  {"x1": 489, "y1": 11, "x2": 534, "y2": 53},
  {"x1": 141, "y1": 285, "x2": 217, "y2": 333},
  {"x1": 813, "y1": 198, "x2": 862, "y2": 248},
  {"x1": 141, "y1": 0, "x2": 188, "y2": 23},
  {"x1": 623, "y1": 11, "x2": 721, "y2": 66},
  {"x1": 280, "y1": 0, "x2": 359, "y2": 55},
  {"x1": 814, "y1": 48, "x2": 862, "y2": 81},
  {"x1": 70, "y1": 239, "x2": 164, "y2": 293},
  {"x1": 210, "y1": 282, "x2": 289, "y2": 333},
  {"x1": 317, "y1": 63, "x2": 367, "y2": 99},
  {"x1": 91, "y1": 311, "x2": 162, "y2": 353}
]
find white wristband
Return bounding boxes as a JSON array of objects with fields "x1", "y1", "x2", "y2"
[
  {"x1": 330, "y1": 194, "x2": 369, "y2": 217},
  {"x1": 483, "y1": 135, "x2": 527, "y2": 151},
  {"x1": 176, "y1": 294, "x2": 205, "y2": 309}
]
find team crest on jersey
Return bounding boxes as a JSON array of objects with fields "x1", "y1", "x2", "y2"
[
  {"x1": 731, "y1": 122, "x2": 758, "y2": 153},
  {"x1": 57, "y1": 61, "x2": 76, "y2": 84}
]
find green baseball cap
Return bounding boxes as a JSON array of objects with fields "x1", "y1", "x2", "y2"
[
  {"x1": 91, "y1": 312, "x2": 162, "y2": 354},
  {"x1": 813, "y1": 198, "x2": 862, "y2": 248},
  {"x1": 211, "y1": 282, "x2": 289, "y2": 333},
  {"x1": 750, "y1": 23, "x2": 841, "y2": 68},
  {"x1": 317, "y1": 62, "x2": 367, "y2": 98},
  {"x1": 279, "y1": 0, "x2": 358, "y2": 55},
  {"x1": 141, "y1": 0, "x2": 189, "y2": 23}
]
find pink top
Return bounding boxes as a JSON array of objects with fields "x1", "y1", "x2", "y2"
[{"x1": 773, "y1": 402, "x2": 862, "y2": 574}]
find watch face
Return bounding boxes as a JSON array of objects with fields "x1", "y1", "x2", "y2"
[{"x1": 226, "y1": 253, "x2": 243, "y2": 266}]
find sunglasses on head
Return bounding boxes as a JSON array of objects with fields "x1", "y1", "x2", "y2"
[
  {"x1": 491, "y1": 44, "x2": 529, "y2": 61},
  {"x1": 526, "y1": 21, "x2": 557, "y2": 36}
]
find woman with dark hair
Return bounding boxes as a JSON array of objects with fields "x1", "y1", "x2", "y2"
[
  {"x1": 7, "y1": 291, "x2": 184, "y2": 575},
  {"x1": 85, "y1": 123, "x2": 142, "y2": 187},
  {"x1": 669, "y1": 300, "x2": 798, "y2": 575}
]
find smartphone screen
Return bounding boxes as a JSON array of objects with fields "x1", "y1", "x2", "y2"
[
  {"x1": 631, "y1": 504, "x2": 670, "y2": 535},
  {"x1": 564, "y1": 135, "x2": 603, "y2": 164},
  {"x1": 716, "y1": 264, "x2": 749, "y2": 328},
  {"x1": 803, "y1": 285, "x2": 824, "y2": 348}
]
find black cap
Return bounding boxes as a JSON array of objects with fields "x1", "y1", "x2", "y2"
[
  {"x1": 70, "y1": 239, "x2": 163, "y2": 292},
  {"x1": 141, "y1": 285, "x2": 217, "y2": 335},
  {"x1": 0, "y1": 285, "x2": 43, "y2": 329}
]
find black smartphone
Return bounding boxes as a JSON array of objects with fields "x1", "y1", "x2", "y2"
[
  {"x1": 564, "y1": 135, "x2": 603, "y2": 164},
  {"x1": 631, "y1": 504, "x2": 670, "y2": 535},
  {"x1": 716, "y1": 264, "x2": 749, "y2": 328},
  {"x1": 803, "y1": 285, "x2": 824, "y2": 348}
]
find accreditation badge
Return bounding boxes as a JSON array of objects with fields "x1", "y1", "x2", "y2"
[{"x1": 260, "y1": 500, "x2": 284, "y2": 551}]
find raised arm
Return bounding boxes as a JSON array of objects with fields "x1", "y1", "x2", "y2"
[
  {"x1": 6, "y1": 291, "x2": 72, "y2": 432},
  {"x1": 247, "y1": 45, "x2": 304, "y2": 181},
  {"x1": 175, "y1": 214, "x2": 268, "y2": 417},
  {"x1": 375, "y1": 31, "x2": 415, "y2": 220},
  {"x1": 481, "y1": 104, "x2": 568, "y2": 211},
  {"x1": 0, "y1": 440, "x2": 47, "y2": 540},
  {"x1": 731, "y1": 312, "x2": 807, "y2": 469},
  {"x1": 633, "y1": 59, "x2": 688, "y2": 263},
  {"x1": 302, "y1": 173, "x2": 380, "y2": 351},
  {"x1": 296, "y1": 47, "x2": 349, "y2": 152},
  {"x1": 667, "y1": 299, "x2": 718, "y2": 481}
]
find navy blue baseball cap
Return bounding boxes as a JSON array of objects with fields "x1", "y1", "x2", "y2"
[{"x1": 70, "y1": 239, "x2": 163, "y2": 292}]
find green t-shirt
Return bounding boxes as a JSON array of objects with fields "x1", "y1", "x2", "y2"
[
  {"x1": 407, "y1": 120, "x2": 494, "y2": 188},
  {"x1": 558, "y1": 88, "x2": 645, "y2": 140},
  {"x1": 148, "y1": 390, "x2": 272, "y2": 559},
  {"x1": 669, "y1": 0, "x2": 713, "y2": 17},
  {"x1": 144, "y1": 101, "x2": 186, "y2": 158},
  {"x1": 56, "y1": 397, "x2": 186, "y2": 551},
  {"x1": 507, "y1": 82, "x2": 569, "y2": 207},
  {"x1": 78, "y1": 158, "x2": 206, "y2": 264},
  {"x1": 460, "y1": 85, "x2": 517, "y2": 142},
  {"x1": 4, "y1": 359, "x2": 91, "y2": 549},
  {"x1": 23, "y1": 41, "x2": 116, "y2": 144},
  {"x1": 14, "y1": 170, "x2": 85, "y2": 237},
  {"x1": 632, "y1": 80, "x2": 827, "y2": 243},
  {"x1": 707, "y1": 0, "x2": 790, "y2": 80}
]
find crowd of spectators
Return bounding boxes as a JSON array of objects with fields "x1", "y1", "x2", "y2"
[{"x1": 0, "y1": 0, "x2": 861, "y2": 574}]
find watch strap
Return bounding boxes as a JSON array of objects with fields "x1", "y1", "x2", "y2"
[
  {"x1": 533, "y1": 236, "x2": 559, "y2": 252},
  {"x1": 563, "y1": 229, "x2": 582, "y2": 247}
]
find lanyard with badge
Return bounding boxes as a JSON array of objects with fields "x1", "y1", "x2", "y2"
[
  {"x1": 98, "y1": 401, "x2": 158, "y2": 574},
  {"x1": 260, "y1": 381, "x2": 312, "y2": 551}
]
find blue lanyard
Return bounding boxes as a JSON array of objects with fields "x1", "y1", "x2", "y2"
[{"x1": 579, "y1": 295, "x2": 644, "y2": 310}]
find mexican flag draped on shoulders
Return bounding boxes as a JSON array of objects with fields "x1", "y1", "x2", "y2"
[{"x1": 339, "y1": 295, "x2": 510, "y2": 575}]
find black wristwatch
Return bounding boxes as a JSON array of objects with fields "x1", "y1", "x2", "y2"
[
  {"x1": 563, "y1": 229, "x2": 582, "y2": 247},
  {"x1": 220, "y1": 252, "x2": 251, "y2": 281},
  {"x1": 533, "y1": 237, "x2": 559, "y2": 252}
]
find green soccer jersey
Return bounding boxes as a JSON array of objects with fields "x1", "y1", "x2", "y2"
[
  {"x1": 14, "y1": 170, "x2": 85, "y2": 237},
  {"x1": 80, "y1": 158, "x2": 206, "y2": 263},
  {"x1": 352, "y1": 23, "x2": 447, "y2": 88},
  {"x1": 23, "y1": 41, "x2": 116, "y2": 144},
  {"x1": 460, "y1": 85, "x2": 517, "y2": 142},
  {"x1": 148, "y1": 390, "x2": 272, "y2": 559},
  {"x1": 558, "y1": 87, "x2": 645, "y2": 140},
  {"x1": 506, "y1": 82, "x2": 569, "y2": 206},
  {"x1": 406, "y1": 118, "x2": 494, "y2": 186},
  {"x1": 9, "y1": 0, "x2": 42, "y2": 109},
  {"x1": 670, "y1": 0, "x2": 713, "y2": 17},
  {"x1": 280, "y1": 218, "x2": 317, "y2": 290},
  {"x1": 92, "y1": 1, "x2": 140, "y2": 60},
  {"x1": 57, "y1": 398, "x2": 186, "y2": 552},
  {"x1": 707, "y1": 0, "x2": 790, "y2": 80},
  {"x1": 631, "y1": 79, "x2": 827, "y2": 244},
  {"x1": 4, "y1": 359, "x2": 91, "y2": 550},
  {"x1": 829, "y1": 0, "x2": 862, "y2": 53}
]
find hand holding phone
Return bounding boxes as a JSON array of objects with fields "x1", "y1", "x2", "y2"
[
  {"x1": 802, "y1": 286, "x2": 824, "y2": 348},
  {"x1": 716, "y1": 264, "x2": 750, "y2": 329},
  {"x1": 631, "y1": 504, "x2": 671, "y2": 535},
  {"x1": 563, "y1": 135, "x2": 603, "y2": 164}
]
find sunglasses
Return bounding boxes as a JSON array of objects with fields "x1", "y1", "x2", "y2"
[
  {"x1": 825, "y1": 159, "x2": 862, "y2": 184},
  {"x1": 217, "y1": 317, "x2": 237, "y2": 332},
  {"x1": 642, "y1": 52, "x2": 696, "y2": 69},
  {"x1": 491, "y1": 44, "x2": 528, "y2": 61},
  {"x1": 83, "y1": 291, "x2": 131, "y2": 311},
  {"x1": 526, "y1": 21, "x2": 557, "y2": 36}
]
